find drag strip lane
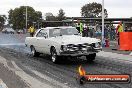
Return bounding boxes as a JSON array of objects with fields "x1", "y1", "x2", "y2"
[{"x1": 0, "y1": 47, "x2": 132, "y2": 88}]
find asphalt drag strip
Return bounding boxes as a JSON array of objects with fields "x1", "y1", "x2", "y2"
[
  {"x1": 0, "y1": 46, "x2": 132, "y2": 88},
  {"x1": 0, "y1": 48, "x2": 71, "y2": 88}
]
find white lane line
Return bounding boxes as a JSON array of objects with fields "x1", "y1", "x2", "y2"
[
  {"x1": 11, "y1": 61, "x2": 53, "y2": 88},
  {"x1": 31, "y1": 70, "x2": 70, "y2": 88},
  {"x1": 0, "y1": 79, "x2": 8, "y2": 88},
  {"x1": 0, "y1": 56, "x2": 53, "y2": 88},
  {"x1": 0, "y1": 56, "x2": 7, "y2": 63},
  {"x1": 0, "y1": 56, "x2": 69, "y2": 88},
  {"x1": 0, "y1": 56, "x2": 9, "y2": 68},
  {"x1": 11, "y1": 61, "x2": 22, "y2": 71},
  {"x1": 0, "y1": 56, "x2": 9, "y2": 88}
]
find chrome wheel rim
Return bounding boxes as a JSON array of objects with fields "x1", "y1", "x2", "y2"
[
  {"x1": 31, "y1": 47, "x2": 35, "y2": 56},
  {"x1": 52, "y1": 52, "x2": 56, "y2": 62}
]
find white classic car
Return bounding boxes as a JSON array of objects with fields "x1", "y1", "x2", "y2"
[{"x1": 25, "y1": 26, "x2": 102, "y2": 63}]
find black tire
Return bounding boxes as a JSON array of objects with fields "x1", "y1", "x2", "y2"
[
  {"x1": 30, "y1": 46, "x2": 40, "y2": 57},
  {"x1": 50, "y1": 47, "x2": 60, "y2": 64},
  {"x1": 86, "y1": 53, "x2": 96, "y2": 62}
]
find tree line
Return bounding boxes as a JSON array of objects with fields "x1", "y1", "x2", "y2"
[
  {"x1": 0, "y1": 15, "x2": 7, "y2": 30},
  {"x1": 0, "y1": 2, "x2": 110, "y2": 30}
]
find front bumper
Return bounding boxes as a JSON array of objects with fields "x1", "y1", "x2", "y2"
[{"x1": 59, "y1": 48, "x2": 102, "y2": 57}]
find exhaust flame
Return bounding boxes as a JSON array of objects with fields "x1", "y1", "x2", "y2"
[{"x1": 78, "y1": 65, "x2": 86, "y2": 76}]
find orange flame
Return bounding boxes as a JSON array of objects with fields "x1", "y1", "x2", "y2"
[{"x1": 78, "y1": 65, "x2": 86, "y2": 76}]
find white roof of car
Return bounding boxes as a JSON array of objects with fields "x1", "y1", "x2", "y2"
[{"x1": 41, "y1": 26, "x2": 75, "y2": 30}]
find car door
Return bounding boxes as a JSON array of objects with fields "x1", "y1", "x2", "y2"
[{"x1": 35, "y1": 29, "x2": 49, "y2": 54}]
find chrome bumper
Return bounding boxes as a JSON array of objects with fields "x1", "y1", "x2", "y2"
[{"x1": 59, "y1": 48, "x2": 102, "y2": 57}]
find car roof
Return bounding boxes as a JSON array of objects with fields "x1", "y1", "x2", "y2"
[{"x1": 41, "y1": 26, "x2": 75, "y2": 30}]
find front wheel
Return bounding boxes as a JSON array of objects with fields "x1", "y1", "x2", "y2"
[
  {"x1": 50, "y1": 47, "x2": 60, "y2": 64},
  {"x1": 30, "y1": 46, "x2": 40, "y2": 57},
  {"x1": 86, "y1": 53, "x2": 96, "y2": 62}
]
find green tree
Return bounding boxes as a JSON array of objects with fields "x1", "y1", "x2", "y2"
[
  {"x1": 8, "y1": 9, "x2": 13, "y2": 25},
  {"x1": 57, "y1": 9, "x2": 66, "y2": 21},
  {"x1": 81, "y1": 2, "x2": 108, "y2": 18},
  {"x1": 8, "y1": 6, "x2": 42, "y2": 30},
  {"x1": 45, "y1": 12, "x2": 57, "y2": 21},
  {"x1": 0, "y1": 15, "x2": 6, "y2": 30}
]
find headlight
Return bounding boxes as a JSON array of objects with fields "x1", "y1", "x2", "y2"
[{"x1": 61, "y1": 45, "x2": 68, "y2": 51}]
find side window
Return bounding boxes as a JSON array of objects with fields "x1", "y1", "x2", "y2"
[
  {"x1": 36, "y1": 31, "x2": 43, "y2": 37},
  {"x1": 49, "y1": 28, "x2": 61, "y2": 37},
  {"x1": 36, "y1": 29, "x2": 48, "y2": 38}
]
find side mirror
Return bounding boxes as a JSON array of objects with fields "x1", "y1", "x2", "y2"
[
  {"x1": 44, "y1": 36, "x2": 46, "y2": 39},
  {"x1": 44, "y1": 35, "x2": 48, "y2": 39}
]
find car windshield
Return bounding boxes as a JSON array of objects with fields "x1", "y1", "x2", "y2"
[{"x1": 49, "y1": 28, "x2": 79, "y2": 37}]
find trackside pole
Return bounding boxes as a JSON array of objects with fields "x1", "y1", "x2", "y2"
[{"x1": 102, "y1": 0, "x2": 105, "y2": 47}]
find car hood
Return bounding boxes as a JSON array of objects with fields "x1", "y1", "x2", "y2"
[{"x1": 49, "y1": 35, "x2": 101, "y2": 45}]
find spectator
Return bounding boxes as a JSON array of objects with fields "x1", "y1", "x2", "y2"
[
  {"x1": 116, "y1": 22, "x2": 123, "y2": 45},
  {"x1": 28, "y1": 26, "x2": 35, "y2": 37},
  {"x1": 76, "y1": 20, "x2": 83, "y2": 36}
]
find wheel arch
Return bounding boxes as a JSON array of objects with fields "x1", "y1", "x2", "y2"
[
  {"x1": 50, "y1": 46, "x2": 55, "y2": 53},
  {"x1": 30, "y1": 45, "x2": 34, "y2": 48},
  {"x1": 50, "y1": 42, "x2": 61, "y2": 55}
]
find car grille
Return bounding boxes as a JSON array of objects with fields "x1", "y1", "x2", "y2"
[{"x1": 67, "y1": 43, "x2": 94, "y2": 52}]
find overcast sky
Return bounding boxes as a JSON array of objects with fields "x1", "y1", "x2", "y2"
[{"x1": 0, "y1": 0, "x2": 132, "y2": 18}]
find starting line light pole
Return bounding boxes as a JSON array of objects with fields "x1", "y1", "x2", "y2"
[
  {"x1": 26, "y1": 6, "x2": 27, "y2": 30},
  {"x1": 102, "y1": 0, "x2": 105, "y2": 47},
  {"x1": 25, "y1": 0, "x2": 28, "y2": 33}
]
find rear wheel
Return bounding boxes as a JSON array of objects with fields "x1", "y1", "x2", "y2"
[
  {"x1": 86, "y1": 53, "x2": 96, "y2": 62},
  {"x1": 30, "y1": 46, "x2": 40, "y2": 57},
  {"x1": 51, "y1": 47, "x2": 60, "y2": 64}
]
